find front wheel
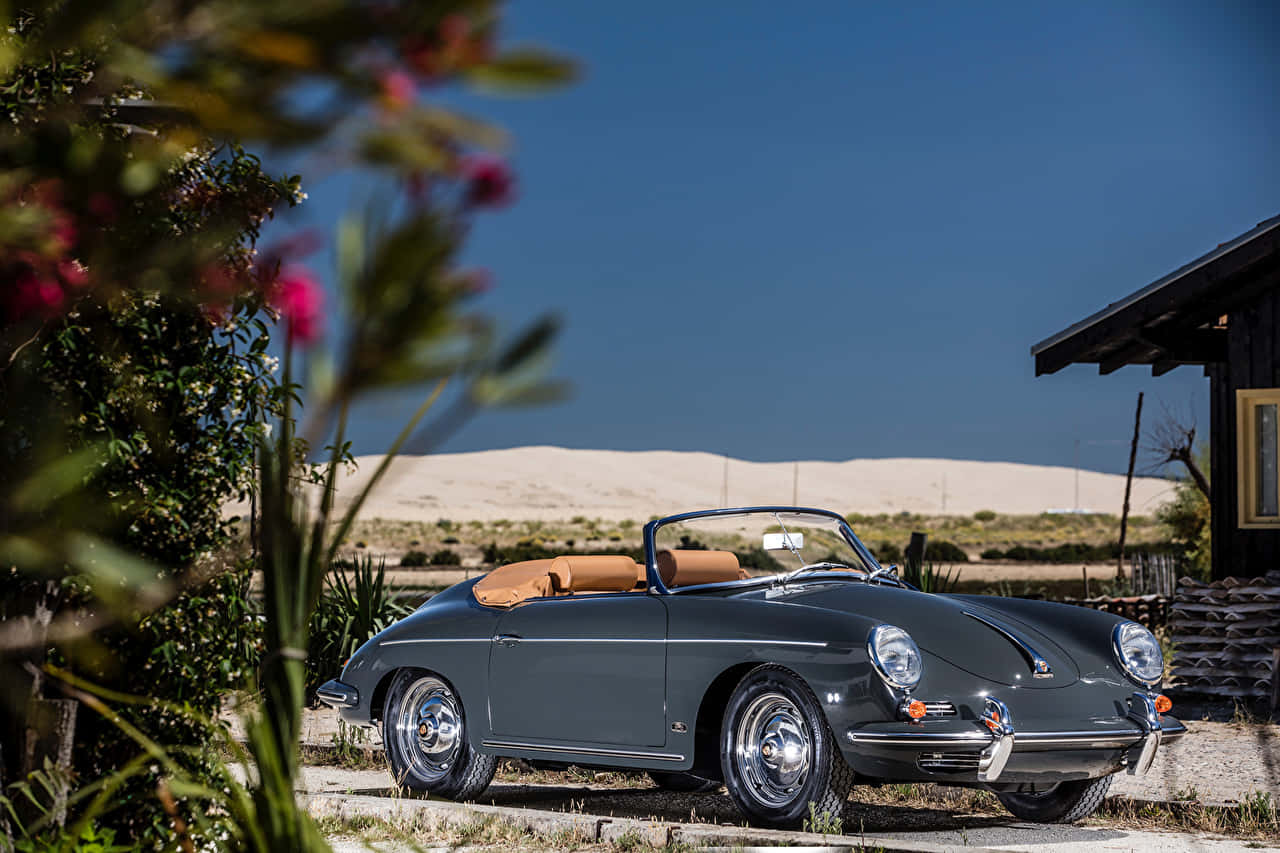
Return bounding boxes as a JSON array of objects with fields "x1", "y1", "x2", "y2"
[
  {"x1": 720, "y1": 665, "x2": 852, "y2": 829},
  {"x1": 996, "y1": 774, "x2": 1112, "y2": 823},
  {"x1": 382, "y1": 669, "x2": 496, "y2": 800}
]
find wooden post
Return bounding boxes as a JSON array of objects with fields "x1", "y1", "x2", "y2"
[
  {"x1": 905, "y1": 532, "x2": 928, "y2": 569},
  {"x1": 1118, "y1": 392, "x2": 1144, "y2": 580},
  {"x1": 1082, "y1": 566, "x2": 1090, "y2": 598}
]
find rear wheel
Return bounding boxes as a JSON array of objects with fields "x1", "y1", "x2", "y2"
[
  {"x1": 720, "y1": 665, "x2": 852, "y2": 828},
  {"x1": 648, "y1": 771, "x2": 720, "y2": 793},
  {"x1": 382, "y1": 669, "x2": 495, "y2": 800},
  {"x1": 997, "y1": 774, "x2": 1112, "y2": 823}
]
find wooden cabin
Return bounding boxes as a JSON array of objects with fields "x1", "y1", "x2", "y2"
[{"x1": 1032, "y1": 214, "x2": 1280, "y2": 580}]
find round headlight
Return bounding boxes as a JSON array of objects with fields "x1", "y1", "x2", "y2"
[
  {"x1": 868, "y1": 624, "x2": 922, "y2": 689},
  {"x1": 1112, "y1": 621, "x2": 1163, "y2": 686}
]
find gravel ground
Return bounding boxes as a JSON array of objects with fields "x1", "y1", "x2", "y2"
[{"x1": 292, "y1": 706, "x2": 1280, "y2": 807}]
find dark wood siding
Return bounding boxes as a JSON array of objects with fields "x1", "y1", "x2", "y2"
[{"x1": 1210, "y1": 287, "x2": 1280, "y2": 579}]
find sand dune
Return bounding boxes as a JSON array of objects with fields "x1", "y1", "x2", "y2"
[{"x1": 318, "y1": 446, "x2": 1177, "y2": 522}]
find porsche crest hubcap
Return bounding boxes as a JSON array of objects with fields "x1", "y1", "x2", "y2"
[
  {"x1": 395, "y1": 676, "x2": 461, "y2": 781},
  {"x1": 734, "y1": 692, "x2": 812, "y2": 807}
]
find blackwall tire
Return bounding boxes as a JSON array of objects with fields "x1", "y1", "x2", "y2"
[
  {"x1": 382, "y1": 669, "x2": 496, "y2": 801},
  {"x1": 997, "y1": 774, "x2": 1112, "y2": 823},
  {"x1": 719, "y1": 664, "x2": 852, "y2": 828}
]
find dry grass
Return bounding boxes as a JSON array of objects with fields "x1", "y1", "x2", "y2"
[{"x1": 339, "y1": 511, "x2": 1170, "y2": 568}]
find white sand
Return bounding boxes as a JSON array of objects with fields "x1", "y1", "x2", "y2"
[{"x1": 307, "y1": 446, "x2": 1177, "y2": 522}]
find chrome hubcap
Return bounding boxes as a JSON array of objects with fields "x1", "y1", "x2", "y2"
[
  {"x1": 734, "y1": 692, "x2": 811, "y2": 807},
  {"x1": 394, "y1": 676, "x2": 461, "y2": 781}
]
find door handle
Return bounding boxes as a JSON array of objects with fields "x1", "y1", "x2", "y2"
[{"x1": 494, "y1": 633, "x2": 522, "y2": 647}]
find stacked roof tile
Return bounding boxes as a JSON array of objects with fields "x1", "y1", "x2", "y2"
[{"x1": 1169, "y1": 571, "x2": 1280, "y2": 699}]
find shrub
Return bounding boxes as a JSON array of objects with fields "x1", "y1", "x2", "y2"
[
  {"x1": 430, "y1": 548, "x2": 461, "y2": 566},
  {"x1": 442, "y1": 536, "x2": 460, "y2": 544},
  {"x1": 307, "y1": 556, "x2": 412, "y2": 700},
  {"x1": 874, "y1": 541, "x2": 903, "y2": 564},
  {"x1": 736, "y1": 547, "x2": 784, "y2": 573},
  {"x1": 980, "y1": 547, "x2": 1005, "y2": 560},
  {"x1": 923, "y1": 540, "x2": 969, "y2": 563},
  {"x1": 973, "y1": 509, "x2": 997, "y2": 522},
  {"x1": 400, "y1": 550, "x2": 429, "y2": 567},
  {"x1": 436, "y1": 518, "x2": 454, "y2": 531}
]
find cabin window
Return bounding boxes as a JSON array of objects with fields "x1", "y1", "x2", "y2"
[{"x1": 1236, "y1": 388, "x2": 1280, "y2": 527}]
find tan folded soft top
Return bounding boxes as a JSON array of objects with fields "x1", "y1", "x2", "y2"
[{"x1": 472, "y1": 549, "x2": 750, "y2": 608}]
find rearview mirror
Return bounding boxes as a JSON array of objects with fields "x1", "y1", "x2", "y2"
[{"x1": 763, "y1": 532, "x2": 804, "y2": 551}]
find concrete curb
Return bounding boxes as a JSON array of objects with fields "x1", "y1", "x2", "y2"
[{"x1": 303, "y1": 790, "x2": 1005, "y2": 852}]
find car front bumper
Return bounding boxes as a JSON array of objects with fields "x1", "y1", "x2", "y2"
[
  {"x1": 316, "y1": 679, "x2": 360, "y2": 709},
  {"x1": 844, "y1": 692, "x2": 1185, "y2": 784}
]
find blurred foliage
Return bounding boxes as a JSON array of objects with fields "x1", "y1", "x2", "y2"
[
  {"x1": 1, "y1": 0, "x2": 573, "y2": 849},
  {"x1": 306, "y1": 557, "x2": 410, "y2": 702},
  {"x1": 901, "y1": 559, "x2": 961, "y2": 594},
  {"x1": 1156, "y1": 442, "x2": 1211, "y2": 579}
]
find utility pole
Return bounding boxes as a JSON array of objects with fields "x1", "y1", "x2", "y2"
[
  {"x1": 1118, "y1": 392, "x2": 1144, "y2": 580},
  {"x1": 792, "y1": 462, "x2": 798, "y2": 506},
  {"x1": 941, "y1": 473, "x2": 947, "y2": 513},
  {"x1": 721, "y1": 456, "x2": 729, "y2": 507}
]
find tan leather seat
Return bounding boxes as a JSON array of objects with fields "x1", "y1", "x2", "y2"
[
  {"x1": 657, "y1": 549, "x2": 748, "y2": 587},
  {"x1": 551, "y1": 555, "x2": 638, "y2": 594}
]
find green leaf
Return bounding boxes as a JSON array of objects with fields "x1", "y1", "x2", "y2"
[{"x1": 465, "y1": 48, "x2": 579, "y2": 93}]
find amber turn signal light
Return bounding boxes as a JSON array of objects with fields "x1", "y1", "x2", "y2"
[
  {"x1": 1154, "y1": 694, "x2": 1172, "y2": 714},
  {"x1": 906, "y1": 700, "x2": 927, "y2": 720}
]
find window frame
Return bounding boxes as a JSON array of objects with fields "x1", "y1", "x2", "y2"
[{"x1": 1235, "y1": 388, "x2": 1280, "y2": 529}]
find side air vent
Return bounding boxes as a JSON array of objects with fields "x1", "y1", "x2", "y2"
[{"x1": 918, "y1": 751, "x2": 981, "y2": 772}]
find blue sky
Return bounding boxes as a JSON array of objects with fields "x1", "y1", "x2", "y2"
[{"x1": 270, "y1": 0, "x2": 1279, "y2": 474}]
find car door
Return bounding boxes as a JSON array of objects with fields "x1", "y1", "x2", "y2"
[{"x1": 487, "y1": 592, "x2": 668, "y2": 747}]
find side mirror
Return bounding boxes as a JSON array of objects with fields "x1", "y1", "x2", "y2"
[{"x1": 763, "y1": 532, "x2": 804, "y2": 551}]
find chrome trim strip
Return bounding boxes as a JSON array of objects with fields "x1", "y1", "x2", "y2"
[
  {"x1": 846, "y1": 726, "x2": 1158, "y2": 750},
  {"x1": 964, "y1": 611, "x2": 1054, "y2": 679},
  {"x1": 481, "y1": 739, "x2": 684, "y2": 762},
  {"x1": 387, "y1": 637, "x2": 827, "y2": 647},
  {"x1": 978, "y1": 697, "x2": 1014, "y2": 782},
  {"x1": 380, "y1": 638, "x2": 490, "y2": 646}
]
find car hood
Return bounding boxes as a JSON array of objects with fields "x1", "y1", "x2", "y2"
[{"x1": 772, "y1": 582, "x2": 1081, "y2": 688}]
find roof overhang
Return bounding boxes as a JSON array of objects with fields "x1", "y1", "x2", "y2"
[{"x1": 1032, "y1": 214, "x2": 1280, "y2": 376}]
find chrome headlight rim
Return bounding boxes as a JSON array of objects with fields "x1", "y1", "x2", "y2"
[
  {"x1": 867, "y1": 624, "x2": 923, "y2": 690},
  {"x1": 1111, "y1": 621, "x2": 1163, "y2": 688}
]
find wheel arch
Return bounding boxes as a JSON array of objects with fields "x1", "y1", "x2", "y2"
[{"x1": 689, "y1": 661, "x2": 763, "y2": 779}]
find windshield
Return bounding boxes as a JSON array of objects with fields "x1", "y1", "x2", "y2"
[{"x1": 649, "y1": 509, "x2": 879, "y2": 586}]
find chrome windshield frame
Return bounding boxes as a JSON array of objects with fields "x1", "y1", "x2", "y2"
[{"x1": 642, "y1": 506, "x2": 887, "y2": 595}]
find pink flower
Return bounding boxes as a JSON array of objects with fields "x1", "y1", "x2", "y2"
[
  {"x1": 9, "y1": 270, "x2": 64, "y2": 320},
  {"x1": 459, "y1": 154, "x2": 516, "y2": 208},
  {"x1": 272, "y1": 266, "x2": 324, "y2": 345},
  {"x1": 379, "y1": 69, "x2": 417, "y2": 111},
  {"x1": 57, "y1": 259, "x2": 88, "y2": 288}
]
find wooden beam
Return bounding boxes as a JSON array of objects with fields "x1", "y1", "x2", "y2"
[
  {"x1": 1151, "y1": 360, "x2": 1180, "y2": 377},
  {"x1": 1099, "y1": 340, "x2": 1157, "y2": 375}
]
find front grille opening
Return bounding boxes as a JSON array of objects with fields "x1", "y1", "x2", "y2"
[
  {"x1": 923, "y1": 701, "x2": 957, "y2": 717},
  {"x1": 918, "y1": 751, "x2": 981, "y2": 772}
]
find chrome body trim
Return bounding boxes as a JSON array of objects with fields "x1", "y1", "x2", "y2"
[
  {"x1": 978, "y1": 697, "x2": 1014, "y2": 782},
  {"x1": 481, "y1": 739, "x2": 684, "y2": 762},
  {"x1": 845, "y1": 720, "x2": 1185, "y2": 751},
  {"x1": 388, "y1": 637, "x2": 828, "y2": 647},
  {"x1": 1125, "y1": 691, "x2": 1163, "y2": 775},
  {"x1": 316, "y1": 679, "x2": 359, "y2": 709},
  {"x1": 963, "y1": 611, "x2": 1054, "y2": 679}
]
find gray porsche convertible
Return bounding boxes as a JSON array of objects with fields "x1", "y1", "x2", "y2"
[{"x1": 319, "y1": 506, "x2": 1184, "y2": 828}]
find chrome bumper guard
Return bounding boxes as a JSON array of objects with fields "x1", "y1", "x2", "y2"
[
  {"x1": 845, "y1": 692, "x2": 1186, "y2": 783},
  {"x1": 316, "y1": 679, "x2": 359, "y2": 709}
]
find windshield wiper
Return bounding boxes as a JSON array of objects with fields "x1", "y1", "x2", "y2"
[{"x1": 775, "y1": 562, "x2": 865, "y2": 587}]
